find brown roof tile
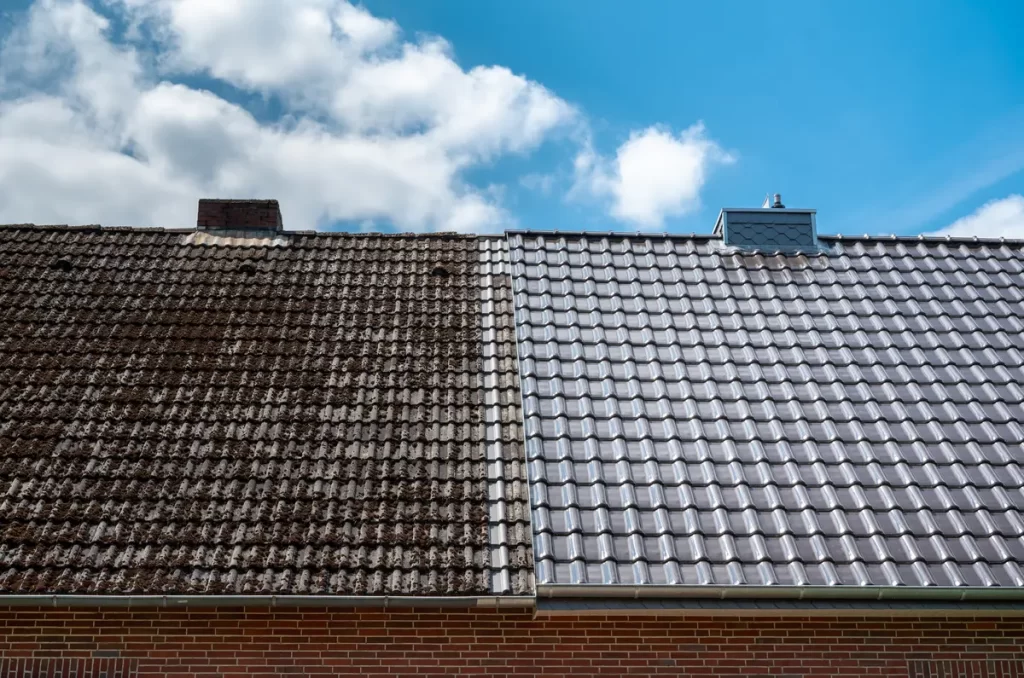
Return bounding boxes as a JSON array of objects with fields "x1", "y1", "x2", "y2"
[{"x1": 0, "y1": 225, "x2": 529, "y2": 596}]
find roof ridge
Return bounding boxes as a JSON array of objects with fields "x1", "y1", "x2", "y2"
[
  {"x1": 0, "y1": 223, "x2": 500, "y2": 239},
  {"x1": 821, "y1": 233, "x2": 1024, "y2": 245},
  {"x1": 508, "y1": 228, "x2": 1024, "y2": 246},
  {"x1": 5, "y1": 223, "x2": 1023, "y2": 246}
]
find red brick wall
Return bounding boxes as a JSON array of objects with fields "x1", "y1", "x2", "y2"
[{"x1": 0, "y1": 606, "x2": 1022, "y2": 677}]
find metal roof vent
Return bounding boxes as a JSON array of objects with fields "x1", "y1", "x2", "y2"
[{"x1": 713, "y1": 193, "x2": 819, "y2": 251}]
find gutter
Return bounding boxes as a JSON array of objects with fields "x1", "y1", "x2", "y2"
[
  {"x1": 537, "y1": 584, "x2": 1024, "y2": 603},
  {"x1": 0, "y1": 595, "x2": 535, "y2": 609}
]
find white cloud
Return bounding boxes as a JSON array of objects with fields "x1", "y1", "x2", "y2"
[
  {"x1": 0, "y1": 0, "x2": 577, "y2": 231},
  {"x1": 929, "y1": 195, "x2": 1024, "y2": 239},
  {"x1": 0, "y1": 0, "x2": 728, "y2": 231},
  {"x1": 0, "y1": 96, "x2": 195, "y2": 227},
  {"x1": 332, "y1": 3, "x2": 398, "y2": 53},
  {"x1": 573, "y1": 123, "x2": 733, "y2": 227},
  {"x1": 114, "y1": 0, "x2": 575, "y2": 165},
  {"x1": 120, "y1": 0, "x2": 354, "y2": 90}
]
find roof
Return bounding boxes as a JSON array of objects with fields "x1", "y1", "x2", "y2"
[
  {"x1": 0, "y1": 225, "x2": 530, "y2": 596},
  {"x1": 509, "y1": 232, "x2": 1024, "y2": 591},
  {"x1": 4, "y1": 221, "x2": 1024, "y2": 602}
]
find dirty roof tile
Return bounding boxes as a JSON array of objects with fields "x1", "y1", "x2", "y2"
[{"x1": 0, "y1": 225, "x2": 529, "y2": 596}]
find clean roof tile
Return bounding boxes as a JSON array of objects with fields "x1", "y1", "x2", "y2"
[{"x1": 510, "y1": 232, "x2": 1024, "y2": 589}]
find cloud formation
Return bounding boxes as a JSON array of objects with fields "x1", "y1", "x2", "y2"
[
  {"x1": 0, "y1": 0, "x2": 577, "y2": 231},
  {"x1": 929, "y1": 195, "x2": 1024, "y2": 239},
  {"x1": 573, "y1": 124, "x2": 733, "y2": 227},
  {"x1": 0, "y1": 0, "x2": 728, "y2": 231}
]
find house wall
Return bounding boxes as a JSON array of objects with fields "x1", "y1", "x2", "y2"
[{"x1": 0, "y1": 606, "x2": 1022, "y2": 677}]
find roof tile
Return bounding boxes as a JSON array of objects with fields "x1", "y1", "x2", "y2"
[
  {"x1": 0, "y1": 226, "x2": 529, "y2": 596},
  {"x1": 510, "y1": 232, "x2": 1024, "y2": 589}
]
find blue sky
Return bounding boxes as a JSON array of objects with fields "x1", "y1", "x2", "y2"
[{"x1": 0, "y1": 0, "x2": 1022, "y2": 236}]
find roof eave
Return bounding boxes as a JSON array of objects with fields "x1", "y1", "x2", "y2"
[
  {"x1": 537, "y1": 584, "x2": 1024, "y2": 603},
  {"x1": 0, "y1": 594, "x2": 536, "y2": 609}
]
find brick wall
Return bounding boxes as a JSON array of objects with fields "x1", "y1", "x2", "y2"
[{"x1": 0, "y1": 607, "x2": 1022, "y2": 677}]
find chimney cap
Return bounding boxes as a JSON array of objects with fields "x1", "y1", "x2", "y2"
[{"x1": 760, "y1": 193, "x2": 786, "y2": 209}]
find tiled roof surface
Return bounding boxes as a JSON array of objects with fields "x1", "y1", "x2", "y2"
[
  {"x1": 0, "y1": 225, "x2": 530, "y2": 596},
  {"x1": 510, "y1": 232, "x2": 1024, "y2": 589}
]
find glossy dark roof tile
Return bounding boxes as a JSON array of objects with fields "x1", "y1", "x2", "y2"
[
  {"x1": 0, "y1": 225, "x2": 529, "y2": 596},
  {"x1": 510, "y1": 232, "x2": 1024, "y2": 589}
]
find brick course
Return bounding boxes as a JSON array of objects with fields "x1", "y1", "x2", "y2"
[{"x1": 0, "y1": 607, "x2": 1022, "y2": 677}]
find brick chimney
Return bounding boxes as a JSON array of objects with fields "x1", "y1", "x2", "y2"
[{"x1": 197, "y1": 199, "x2": 283, "y2": 232}]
